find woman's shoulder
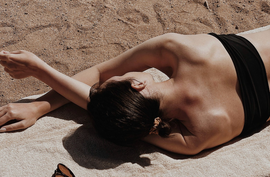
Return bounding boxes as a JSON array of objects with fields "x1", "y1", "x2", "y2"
[
  {"x1": 155, "y1": 33, "x2": 220, "y2": 79},
  {"x1": 159, "y1": 33, "x2": 219, "y2": 62},
  {"x1": 160, "y1": 33, "x2": 216, "y2": 47}
]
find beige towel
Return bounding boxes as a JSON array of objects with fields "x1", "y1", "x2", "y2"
[{"x1": 1, "y1": 26, "x2": 270, "y2": 177}]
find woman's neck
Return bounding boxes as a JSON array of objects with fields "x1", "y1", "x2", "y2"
[{"x1": 150, "y1": 79, "x2": 180, "y2": 120}]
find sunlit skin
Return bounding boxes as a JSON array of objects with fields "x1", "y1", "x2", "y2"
[{"x1": 1, "y1": 30, "x2": 270, "y2": 155}]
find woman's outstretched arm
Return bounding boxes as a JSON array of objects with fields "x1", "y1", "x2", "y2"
[
  {"x1": 0, "y1": 33, "x2": 181, "y2": 132},
  {"x1": 0, "y1": 50, "x2": 101, "y2": 132},
  {"x1": 0, "y1": 50, "x2": 92, "y2": 109}
]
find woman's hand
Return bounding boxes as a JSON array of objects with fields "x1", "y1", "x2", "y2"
[
  {"x1": 0, "y1": 50, "x2": 46, "y2": 79},
  {"x1": 0, "y1": 102, "x2": 43, "y2": 132},
  {"x1": 1, "y1": 50, "x2": 90, "y2": 110}
]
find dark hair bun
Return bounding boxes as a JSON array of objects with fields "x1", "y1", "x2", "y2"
[{"x1": 158, "y1": 121, "x2": 171, "y2": 137}]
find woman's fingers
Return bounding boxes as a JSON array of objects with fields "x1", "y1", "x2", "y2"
[
  {"x1": 0, "y1": 50, "x2": 20, "y2": 55},
  {"x1": 1, "y1": 55, "x2": 31, "y2": 79},
  {"x1": 0, "y1": 113, "x2": 11, "y2": 128},
  {"x1": 0, "y1": 109, "x2": 6, "y2": 119},
  {"x1": 4, "y1": 67, "x2": 16, "y2": 76},
  {"x1": 1, "y1": 57, "x2": 25, "y2": 67},
  {"x1": 0, "y1": 105, "x2": 12, "y2": 126},
  {"x1": 5, "y1": 63, "x2": 19, "y2": 70},
  {"x1": 9, "y1": 50, "x2": 22, "y2": 54},
  {"x1": 0, "y1": 60, "x2": 7, "y2": 66},
  {"x1": 0, "y1": 121, "x2": 27, "y2": 132},
  {"x1": 4, "y1": 67, "x2": 29, "y2": 79},
  {"x1": 0, "y1": 51, "x2": 10, "y2": 61},
  {"x1": 0, "y1": 106, "x2": 31, "y2": 132},
  {"x1": 0, "y1": 103, "x2": 39, "y2": 133},
  {"x1": 0, "y1": 50, "x2": 27, "y2": 64},
  {"x1": 1, "y1": 50, "x2": 45, "y2": 79},
  {"x1": 0, "y1": 56, "x2": 24, "y2": 70},
  {"x1": 0, "y1": 50, "x2": 11, "y2": 54}
]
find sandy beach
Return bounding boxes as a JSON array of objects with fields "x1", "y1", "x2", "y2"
[{"x1": 1, "y1": 0, "x2": 270, "y2": 105}]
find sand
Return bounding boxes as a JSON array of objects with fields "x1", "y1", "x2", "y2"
[{"x1": 1, "y1": 0, "x2": 270, "y2": 105}]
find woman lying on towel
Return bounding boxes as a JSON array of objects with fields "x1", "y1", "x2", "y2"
[{"x1": 1, "y1": 31, "x2": 270, "y2": 155}]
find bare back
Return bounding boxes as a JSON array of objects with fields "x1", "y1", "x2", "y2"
[
  {"x1": 168, "y1": 34, "x2": 245, "y2": 149},
  {"x1": 144, "y1": 31, "x2": 270, "y2": 153}
]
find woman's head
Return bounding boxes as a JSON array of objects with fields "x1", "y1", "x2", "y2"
[{"x1": 87, "y1": 76, "x2": 171, "y2": 146}]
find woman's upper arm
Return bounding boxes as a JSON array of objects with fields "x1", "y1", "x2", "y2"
[
  {"x1": 143, "y1": 133, "x2": 203, "y2": 155},
  {"x1": 96, "y1": 33, "x2": 182, "y2": 82},
  {"x1": 142, "y1": 118, "x2": 219, "y2": 155}
]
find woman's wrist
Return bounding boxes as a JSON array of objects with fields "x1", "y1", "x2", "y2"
[
  {"x1": 32, "y1": 60, "x2": 51, "y2": 81},
  {"x1": 30, "y1": 101, "x2": 52, "y2": 119}
]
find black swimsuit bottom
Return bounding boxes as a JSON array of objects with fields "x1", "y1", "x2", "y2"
[{"x1": 209, "y1": 33, "x2": 270, "y2": 136}]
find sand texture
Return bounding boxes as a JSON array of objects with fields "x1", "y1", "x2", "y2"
[{"x1": 1, "y1": 0, "x2": 270, "y2": 105}]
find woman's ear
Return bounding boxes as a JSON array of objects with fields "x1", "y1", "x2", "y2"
[{"x1": 131, "y1": 80, "x2": 146, "y2": 91}]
